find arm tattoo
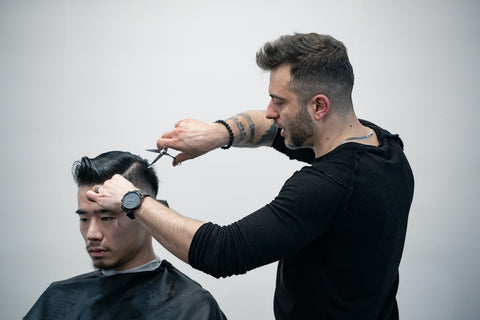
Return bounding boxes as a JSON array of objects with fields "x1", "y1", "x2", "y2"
[
  {"x1": 240, "y1": 113, "x2": 256, "y2": 144},
  {"x1": 258, "y1": 122, "x2": 278, "y2": 146},
  {"x1": 232, "y1": 117, "x2": 247, "y2": 143},
  {"x1": 229, "y1": 112, "x2": 277, "y2": 146}
]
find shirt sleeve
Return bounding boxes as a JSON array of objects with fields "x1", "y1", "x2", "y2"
[{"x1": 188, "y1": 166, "x2": 349, "y2": 278}]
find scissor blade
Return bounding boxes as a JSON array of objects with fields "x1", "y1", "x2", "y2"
[{"x1": 148, "y1": 154, "x2": 163, "y2": 168}]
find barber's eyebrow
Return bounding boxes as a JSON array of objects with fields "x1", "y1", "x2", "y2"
[
  {"x1": 270, "y1": 94, "x2": 288, "y2": 103},
  {"x1": 270, "y1": 94, "x2": 286, "y2": 100}
]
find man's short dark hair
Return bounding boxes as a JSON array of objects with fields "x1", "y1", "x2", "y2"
[
  {"x1": 256, "y1": 33, "x2": 354, "y2": 112},
  {"x1": 72, "y1": 151, "x2": 159, "y2": 197}
]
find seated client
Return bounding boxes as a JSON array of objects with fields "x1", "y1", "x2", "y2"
[{"x1": 24, "y1": 151, "x2": 226, "y2": 320}]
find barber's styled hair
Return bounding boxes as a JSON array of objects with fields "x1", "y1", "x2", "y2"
[
  {"x1": 72, "y1": 151, "x2": 159, "y2": 197},
  {"x1": 256, "y1": 33, "x2": 354, "y2": 111}
]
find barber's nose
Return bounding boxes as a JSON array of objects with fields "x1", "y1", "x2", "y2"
[{"x1": 265, "y1": 100, "x2": 279, "y2": 119}]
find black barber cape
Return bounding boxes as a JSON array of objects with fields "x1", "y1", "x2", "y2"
[{"x1": 24, "y1": 260, "x2": 226, "y2": 320}]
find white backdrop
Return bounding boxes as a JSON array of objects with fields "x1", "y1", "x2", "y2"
[{"x1": 1, "y1": 1, "x2": 479, "y2": 319}]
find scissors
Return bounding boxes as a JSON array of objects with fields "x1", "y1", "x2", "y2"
[{"x1": 146, "y1": 149, "x2": 178, "y2": 167}]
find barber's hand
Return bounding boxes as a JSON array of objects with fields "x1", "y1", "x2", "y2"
[
  {"x1": 86, "y1": 174, "x2": 136, "y2": 211},
  {"x1": 156, "y1": 118, "x2": 230, "y2": 166}
]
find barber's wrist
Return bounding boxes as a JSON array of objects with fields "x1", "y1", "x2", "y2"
[
  {"x1": 214, "y1": 120, "x2": 234, "y2": 149},
  {"x1": 121, "y1": 190, "x2": 150, "y2": 219}
]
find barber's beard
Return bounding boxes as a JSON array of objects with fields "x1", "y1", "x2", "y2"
[{"x1": 285, "y1": 104, "x2": 315, "y2": 149}]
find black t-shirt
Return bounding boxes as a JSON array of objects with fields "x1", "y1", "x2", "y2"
[{"x1": 189, "y1": 120, "x2": 414, "y2": 319}]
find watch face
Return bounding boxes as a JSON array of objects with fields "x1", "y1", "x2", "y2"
[{"x1": 122, "y1": 192, "x2": 141, "y2": 210}]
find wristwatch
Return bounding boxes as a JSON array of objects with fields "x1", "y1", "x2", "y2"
[{"x1": 121, "y1": 190, "x2": 150, "y2": 219}]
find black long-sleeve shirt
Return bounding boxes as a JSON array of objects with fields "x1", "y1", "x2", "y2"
[{"x1": 189, "y1": 120, "x2": 414, "y2": 320}]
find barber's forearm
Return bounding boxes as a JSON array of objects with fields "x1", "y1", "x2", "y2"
[
  {"x1": 134, "y1": 197, "x2": 205, "y2": 264},
  {"x1": 225, "y1": 110, "x2": 278, "y2": 148}
]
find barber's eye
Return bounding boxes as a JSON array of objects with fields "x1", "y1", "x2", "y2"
[{"x1": 273, "y1": 99, "x2": 284, "y2": 107}]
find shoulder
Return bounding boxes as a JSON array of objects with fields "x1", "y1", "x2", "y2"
[
  {"x1": 32, "y1": 271, "x2": 101, "y2": 302},
  {"x1": 158, "y1": 260, "x2": 210, "y2": 295},
  {"x1": 156, "y1": 260, "x2": 227, "y2": 319},
  {"x1": 24, "y1": 271, "x2": 100, "y2": 319},
  {"x1": 286, "y1": 149, "x2": 358, "y2": 193},
  {"x1": 273, "y1": 145, "x2": 366, "y2": 215},
  {"x1": 359, "y1": 119, "x2": 406, "y2": 149},
  {"x1": 48, "y1": 270, "x2": 101, "y2": 288}
]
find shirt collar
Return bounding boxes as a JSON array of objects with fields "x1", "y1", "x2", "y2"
[{"x1": 100, "y1": 257, "x2": 161, "y2": 276}]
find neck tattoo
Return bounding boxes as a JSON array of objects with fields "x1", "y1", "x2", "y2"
[{"x1": 339, "y1": 128, "x2": 373, "y2": 145}]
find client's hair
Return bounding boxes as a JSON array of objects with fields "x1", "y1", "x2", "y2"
[{"x1": 72, "y1": 151, "x2": 159, "y2": 197}]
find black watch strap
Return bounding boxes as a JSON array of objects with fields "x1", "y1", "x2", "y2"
[{"x1": 125, "y1": 209, "x2": 137, "y2": 220}]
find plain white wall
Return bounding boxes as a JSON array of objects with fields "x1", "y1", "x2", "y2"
[{"x1": 1, "y1": 0, "x2": 479, "y2": 319}]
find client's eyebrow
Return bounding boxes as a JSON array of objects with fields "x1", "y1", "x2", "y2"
[{"x1": 75, "y1": 209, "x2": 111, "y2": 215}]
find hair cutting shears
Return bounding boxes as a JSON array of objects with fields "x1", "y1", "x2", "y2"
[{"x1": 146, "y1": 149, "x2": 178, "y2": 168}]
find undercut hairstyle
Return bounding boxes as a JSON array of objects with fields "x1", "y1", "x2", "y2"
[
  {"x1": 256, "y1": 33, "x2": 354, "y2": 113},
  {"x1": 72, "y1": 151, "x2": 159, "y2": 197}
]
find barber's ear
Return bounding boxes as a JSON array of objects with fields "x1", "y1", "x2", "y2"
[{"x1": 312, "y1": 95, "x2": 329, "y2": 120}]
